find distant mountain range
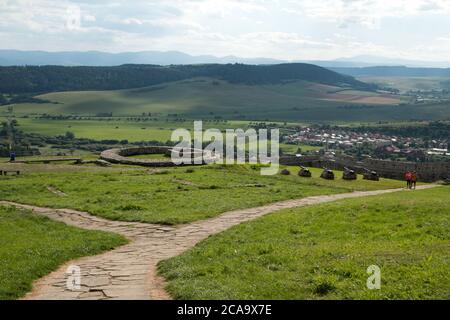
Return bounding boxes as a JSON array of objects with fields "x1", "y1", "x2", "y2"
[
  {"x1": 1, "y1": 50, "x2": 449, "y2": 68},
  {"x1": 330, "y1": 66, "x2": 450, "y2": 78},
  {"x1": 324, "y1": 55, "x2": 450, "y2": 68},
  {"x1": 0, "y1": 50, "x2": 284, "y2": 67}
]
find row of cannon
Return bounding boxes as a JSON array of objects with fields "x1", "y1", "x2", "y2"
[{"x1": 281, "y1": 166, "x2": 380, "y2": 181}]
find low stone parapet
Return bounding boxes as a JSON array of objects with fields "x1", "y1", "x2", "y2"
[{"x1": 100, "y1": 146, "x2": 217, "y2": 167}]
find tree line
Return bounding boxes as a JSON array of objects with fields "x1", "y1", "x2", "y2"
[{"x1": 0, "y1": 63, "x2": 375, "y2": 94}]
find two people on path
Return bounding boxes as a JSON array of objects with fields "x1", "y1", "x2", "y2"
[{"x1": 405, "y1": 171, "x2": 417, "y2": 189}]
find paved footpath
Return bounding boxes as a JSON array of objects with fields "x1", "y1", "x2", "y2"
[{"x1": 0, "y1": 185, "x2": 437, "y2": 300}]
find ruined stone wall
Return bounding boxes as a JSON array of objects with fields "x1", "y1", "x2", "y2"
[
  {"x1": 100, "y1": 147, "x2": 175, "y2": 167},
  {"x1": 361, "y1": 158, "x2": 450, "y2": 182},
  {"x1": 101, "y1": 147, "x2": 449, "y2": 181},
  {"x1": 280, "y1": 154, "x2": 450, "y2": 182},
  {"x1": 100, "y1": 146, "x2": 216, "y2": 167},
  {"x1": 332, "y1": 155, "x2": 450, "y2": 182}
]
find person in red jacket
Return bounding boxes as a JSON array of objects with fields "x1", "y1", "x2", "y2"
[{"x1": 405, "y1": 171, "x2": 412, "y2": 189}]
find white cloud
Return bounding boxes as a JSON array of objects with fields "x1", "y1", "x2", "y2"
[
  {"x1": 287, "y1": 0, "x2": 450, "y2": 29},
  {"x1": 0, "y1": 0, "x2": 449, "y2": 61}
]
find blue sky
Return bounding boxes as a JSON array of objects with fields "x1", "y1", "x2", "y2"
[{"x1": 1, "y1": 0, "x2": 450, "y2": 61}]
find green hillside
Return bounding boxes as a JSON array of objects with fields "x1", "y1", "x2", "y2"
[
  {"x1": 5, "y1": 78, "x2": 423, "y2": 122},
  {"x1": 0, "y1": 63, "x2": 373, "y2": 94},
  {"x1": 2, "y1": 63, "x2": 450, "y2": 123},
  {"x1": 159, "y1": 186, "x2": 450, "y2": 299}
]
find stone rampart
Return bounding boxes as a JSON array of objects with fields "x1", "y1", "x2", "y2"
[
  {"x1": 100, "y1": 146, "x2": 216, "y2": 167},
  {"x1": 280, "y1": 154, "x2": 450, "y2": 182}
]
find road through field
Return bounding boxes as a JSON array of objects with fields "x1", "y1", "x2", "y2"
[{"x1": 0, "y1": 185, "x2": 437, "y2": 300}]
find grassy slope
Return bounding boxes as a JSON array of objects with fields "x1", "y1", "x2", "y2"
[
  {"x1": 0, "y1": 117, "x2": 318, "y2": 155},
  {"x1": 0, "y1": 165, "x2": 403, "y2": 225},
  {"x1": 159, "y1": 186, "x2": 450, "y2": 300},
  {"x1": 358, "y1": 76, "x2": 450, "y2": 93},
  {"x1": 15, "y1": 119, "x2": 176, "y2": 142},
  {"x1": 280, "y1": 143, "x2": 322, "y2": 153},
  {"x1": 0, "y1": 118, "x2": 253, "y2": 142},
  {"x1": 0, "y1": 205, "x2": 127, "y2": 300},
  {"x1": 6, "y1": 78, "x2": 424, "y2": 122}
]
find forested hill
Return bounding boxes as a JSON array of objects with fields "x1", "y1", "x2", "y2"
[{"x1": 0, "y1": 63, "x2": 374, "y2": 94}]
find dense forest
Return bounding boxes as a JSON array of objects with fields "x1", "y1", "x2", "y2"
[{"x1": 0, "y1": 63, "x2": 375, "y2": 94}]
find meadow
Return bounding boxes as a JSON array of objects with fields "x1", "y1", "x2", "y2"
[
  {"x1": 0, "y1": 205, "x2": 127, "y2": 300},
  {"x1": 358, "y1": 76, "x2": 450, "y2": 93},
  {"x1": 0, "y1": 117, "x2": 266, "y2": 142},
  {"x1": 0, "y1": 116, "x2": 322, "y2": 160},
  {"x1": 8, "y1": 118, "x2": 177, "y2": 142},
  {"x1": 159, "y1": 186, "x2": 450, "y2": 300},
  {"x1": 0, "y1": 165, "x2": 404, "y2": 225},
  {"x1": 7, "y1": 78, "x2": 444, "y2": 123},
  {"x1": 12, "y1": 79, "x2": 401, "y2": 115}
]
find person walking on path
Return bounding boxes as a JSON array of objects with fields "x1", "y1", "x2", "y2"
[
  {"x1": 411, "y1": 171, "x2": 418, "y2": 190},
  {"x1": 405, "y1": 171, "x2": 412, "y2": 189}
]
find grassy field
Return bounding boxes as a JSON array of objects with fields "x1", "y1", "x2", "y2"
[
  {"x1": 129, "y1": 153, "x2": 171, "y2": 160},
  {"x1": 0, "y1": 165, "x2": 404, "y2": 225},
  {"x1": 11, "y1": 118, "x2": 176, "y2": 142},
  {"x1": 0, "y1": 205, "x2": 127, "y2": 300},
  {"x1": 1, "y1": 117, "x2": 262, "y2": 142},
  {"x1": 0, "y1": 117, "x2": 319, "y2": 155},
  {"x1": 280, "y1": 143, "x2": 322, "y2": 153},
  {"x1": 158, "y1": 186, "x2": 450, "y2": 300},
  {"x1": 5, "y1": 78, "x2": 440, "y2": 123},
  {"x1": 358, "y1": 76, "x2": 450, "y2": 93}
]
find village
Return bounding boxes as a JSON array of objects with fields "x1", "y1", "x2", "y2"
[{"x1": 284, "y1": 126, "x2": 450, "y2": 161}]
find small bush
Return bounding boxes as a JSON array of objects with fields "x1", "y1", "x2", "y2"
[
  {"x1": 116, "y1": 204, "x2": 144, "y2": 211},
  {"x1": 312, "y1": 280, "x2": 336, "y2": 296}
]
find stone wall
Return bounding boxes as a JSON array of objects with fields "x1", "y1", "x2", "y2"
[
  {"x1": 360, "y1": 158, "x2": 450, "y2": 182},
  {"x1": 280, "y1": 154, "x2": 450, "y2": 182},
  {"x1": 101, "y1": 147, "x2": 449, "y2": 181},
  {"x1": 100, "y1": 146, "x2": 216, "y2": 167}
]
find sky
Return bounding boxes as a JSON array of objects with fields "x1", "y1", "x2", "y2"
[{"x1": 1, "y1": 0, "x2": 450, "y2": 61}]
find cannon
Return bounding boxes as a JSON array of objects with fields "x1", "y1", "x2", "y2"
[
  {"x1": 362, "y1": 168, "x2": 380, "y2": 181},
  {"x1": 298, "y1": 166, "x2": 312, "y2": 178},
  {"x1": 320, "y1": 168, "x2": 335, "y2": 180},
  {"x1": 280, "y1": 169, "x2": 291, "y2": 176},
  {"x1": 343, "y1": 167, "x2": 357, "y2": 180}
]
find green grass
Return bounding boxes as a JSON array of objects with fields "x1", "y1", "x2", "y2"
[
  {"x1": 280, "y1": 143, "x2": 322, "y2": 153},
  {"x1": 129, "y1": 153, "x2": 171, "y2": 160},
  {"x1": 0, "y1": 165, "x2": 403, "y2": 225},
  {"x1": 158, "y1": 186, "x2": 449, "y2": 300},
  {"x1": 0, "y1": 205, "x2": 127, "y2": 300},
  {"x1": 6, "y1": 118, "x2": 177, "y2": 142},
  {"x1": 2, "y1": 117, "x2": 317, "y2": 155},
  {"x1": 358, "y1": 76, "x2": 450, "y2": 93},
  {"x1": 2, "y1": 118, "x2": 256, "y2": 142},
  {"x1": 5, "y1": 78, "x2": 436, "y2": 123}
]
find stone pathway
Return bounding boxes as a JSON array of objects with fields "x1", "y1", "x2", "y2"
[{"x1": 0, "y1": 185, "x2": 437, "y2": 300}]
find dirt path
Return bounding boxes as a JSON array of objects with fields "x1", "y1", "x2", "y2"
[{"x1": 0, "y1": 185, "x2": 437, "y2": 300}]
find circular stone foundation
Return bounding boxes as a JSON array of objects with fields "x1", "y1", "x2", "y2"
[{"x1": 100, "y1": 146, "x2": 217, "y2": 167}]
